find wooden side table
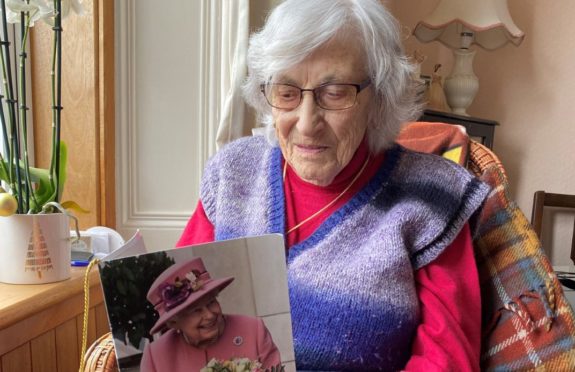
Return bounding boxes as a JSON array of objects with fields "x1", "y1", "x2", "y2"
[
  {"x1": 420, "y1": 109, "x2": 499, "y2": 149},
  {"x1": 0, "y1": 267, "x2": 108, "y2": 372}
]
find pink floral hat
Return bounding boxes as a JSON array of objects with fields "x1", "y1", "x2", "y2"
[{"x1": 147, "y1": 257, "x2": 234, "y2": 334}]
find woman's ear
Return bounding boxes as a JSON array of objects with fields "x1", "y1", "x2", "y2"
[{"x1": 166, "y1": 318, "x2": 179, "y2": 328}]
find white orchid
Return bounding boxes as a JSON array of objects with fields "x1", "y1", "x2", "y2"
[
  {"x1": 3, "y1": 0, "x2": 83, "y2": 26},
  {"x1": 4, "y1": 0, "x2": 53, "y2": 26},
  {"x1": 42, "y1": 0, "x2": 84, "y2": 26}
]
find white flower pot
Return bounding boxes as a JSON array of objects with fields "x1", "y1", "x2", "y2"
[{"x1": 0, "y1": 213, "x2": 71, "y2": 284}]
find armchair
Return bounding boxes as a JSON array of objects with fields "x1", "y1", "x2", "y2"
[
  {"x1": 82, "y1": 123, "x2": 575, "y2": 371},
  {"x1": 399, "y1": 122, "x2": 575, "y2": 370}
]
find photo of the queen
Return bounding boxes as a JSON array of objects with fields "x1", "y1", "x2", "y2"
[{"x1": 140, "y1": 257, "x2": 282, "y2": 371}]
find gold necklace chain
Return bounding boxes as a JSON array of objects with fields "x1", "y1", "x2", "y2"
[{"x1": 283, "y1": 155, "x2": 371, "y2": 235}]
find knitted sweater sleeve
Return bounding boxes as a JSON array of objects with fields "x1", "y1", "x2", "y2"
[{"x1": 403, "y1": 223, "x2": 481, "y2": 372}]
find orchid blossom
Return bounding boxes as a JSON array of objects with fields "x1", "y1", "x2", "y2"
[{"x1": 4, "y1": 0, "x2": 84, "y2": 25}]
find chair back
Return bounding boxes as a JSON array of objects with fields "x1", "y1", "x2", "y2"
[
  {"x1": 467, "y1": 140, "x2": 506, "y2": 179},
  {"x1": 531, "y1": 191, "x2": 575, "y2": 265}
]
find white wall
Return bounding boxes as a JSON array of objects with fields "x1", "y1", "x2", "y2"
[
  {"x1": 116, "y1": 0, "x2": 280, "y2": 250},
  {"x1": 115, "y1": 0, "x2": 222, "y2": 249}
]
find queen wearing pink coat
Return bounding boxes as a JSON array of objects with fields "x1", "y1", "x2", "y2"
[{"x1": 140, "y1": 257, "x2": 281, "y2": 372}]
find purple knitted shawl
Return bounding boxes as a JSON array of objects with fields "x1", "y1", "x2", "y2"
[{"x1": 201, "y1": 135, "x2": 490, "y2": 371}]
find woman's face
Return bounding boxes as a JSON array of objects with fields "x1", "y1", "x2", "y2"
[
  {"x1": 170, "y1": 295, "x2": 225, "y2": 348},
  {"x1": 272, "y1": 36, "x2": 372, "y2": 186}
]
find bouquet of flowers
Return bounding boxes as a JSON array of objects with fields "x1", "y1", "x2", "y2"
[
  {"x1": 200, "y1": 358, "x2": 285, "y2": 372},
  {"x1": 200, "y1": 357, "x2": 263, "y2": 372}
]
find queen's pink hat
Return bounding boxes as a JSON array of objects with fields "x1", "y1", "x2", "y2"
[{"x1": 147, "y1": 257, "x2": 234, "y2": 334}]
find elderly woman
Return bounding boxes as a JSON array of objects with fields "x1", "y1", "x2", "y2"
[
  {"x1": 140, "y1": 258, "x2": 281, "y2": 371},
  {"x1": 178, "y1": 0, "x2": 490, "y2": 370}
]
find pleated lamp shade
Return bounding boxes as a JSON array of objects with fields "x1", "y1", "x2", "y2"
[{"x1": 413, "y1": 0, "x2": 525, "y2": 51}]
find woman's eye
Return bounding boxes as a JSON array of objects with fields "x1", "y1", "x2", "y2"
[
  {"x1": 322, "y1": 86, "x2": 347, "y2": 100},
  {"x1": 183, "y1": 306, "x2": 202, "y2": 315},
  {"x1": 276, "y1": 87, "x2": 298, "y2": 100}
]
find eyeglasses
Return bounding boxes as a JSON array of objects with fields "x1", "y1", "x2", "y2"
[{"x1": 260, "y1": 79, "x2": 371, "y2": 111}]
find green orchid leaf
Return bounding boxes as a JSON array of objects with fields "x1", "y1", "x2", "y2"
[
  {"x1": 0, "y1": 159, "x2": 8, "y2": 182},
  {"x1": 28, "y1": 167, "x2": 53, "y2": 209},
  {"x1": 61, "y1": 200, "x2": 90, "y2": 214},
  {"x1": 26, "y1": 142, "x2": 69, "y2": 212}
]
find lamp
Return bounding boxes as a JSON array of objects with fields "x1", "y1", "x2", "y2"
[{"x1": 413, "y1": 0, "x2": 524, "y2": 116}]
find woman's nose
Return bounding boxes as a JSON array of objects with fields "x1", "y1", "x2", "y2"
[{"x1": 295, "y1": 91, "x2": 321, "y2": 135}]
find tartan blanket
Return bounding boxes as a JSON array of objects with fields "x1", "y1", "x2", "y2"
[
  {"x1": 472, "y1": 163, "x2": 575, "y2": 371},
  {"x1": 397, "y1": 121, "x2": 469, "y2": 166},
  {"x1": 398, "y1": 121, "x2": 575, "y2": 370}
]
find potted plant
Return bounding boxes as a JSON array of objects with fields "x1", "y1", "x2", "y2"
[{"x1": 0, "y1": 0, "x2": 83, "y2": 284}]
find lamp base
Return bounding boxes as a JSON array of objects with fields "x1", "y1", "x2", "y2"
[{"x1": 444, "y1": 48, "x2": 478, "y2": 116}]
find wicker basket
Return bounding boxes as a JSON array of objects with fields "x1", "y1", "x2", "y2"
[{"x1": 82, "y1": 332, "x2": 118, "y2": 372}]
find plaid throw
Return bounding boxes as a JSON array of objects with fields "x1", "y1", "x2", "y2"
[
  {"x1": 397, "y1": 121, "x2": 469, "y2": 166},
  {"x1": 472, "y1": 163, "x2": 575, "y2": 371}
]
